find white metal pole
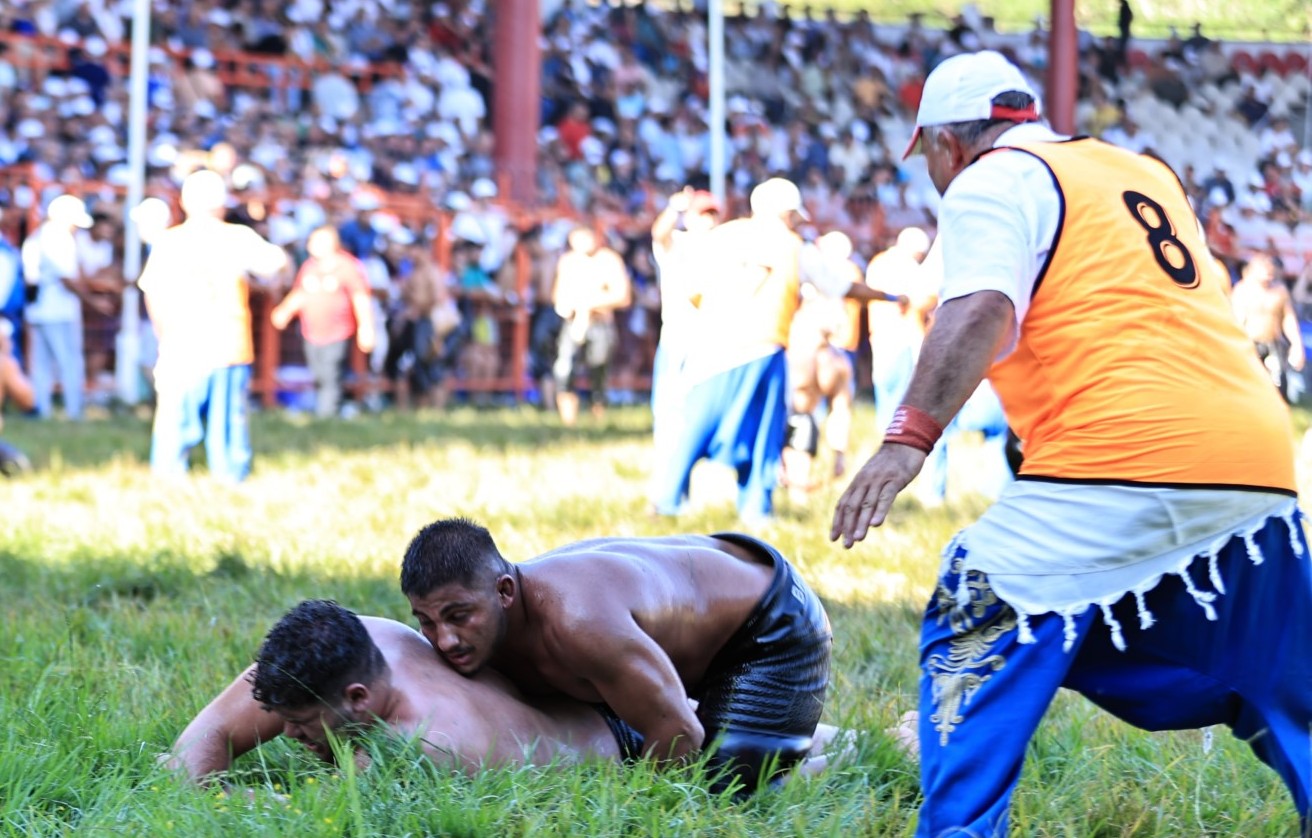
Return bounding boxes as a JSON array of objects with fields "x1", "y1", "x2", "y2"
[
  {"x1": 116, "y1": 0, "x2": 150, "y2": 405},
  {"x1": 708, "y1": 0, "x2": 726, "y2": 208}
]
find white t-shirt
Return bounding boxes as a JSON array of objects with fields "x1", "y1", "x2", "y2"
[
  {"x1": 933, "y1": 123, "x2": 1296, "y2": 636},
  {"x1": 654, "y1": 228, "x2": 739, "y2": 361},
  {"x1": 22, "y1": 223, "x2": 83, "y2": 325}
]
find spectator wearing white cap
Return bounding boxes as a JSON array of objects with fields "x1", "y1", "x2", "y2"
[
  {"x1": 137, "y1": 170, "x2": 289, "y2": 482},
  {"x1": 21, "y1": 193, "x2": 99, "y2": 420},
  {"x1": 832, "y1": 50, "x2": 1311, "y2": 837}
]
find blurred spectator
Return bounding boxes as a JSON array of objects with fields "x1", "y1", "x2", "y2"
[
  {"x1": 1182, "y1": 22, "x2": 1211, "y2": 58},
  {"x1": 1259, "y1": 117, "x2": 1298, "y2": 160},
  {"x1": 1101, "y1": 113, "x2": 1158, "y2": 156},
  {"x1": 338, "y1": 191, "x2": 381, "y2": 259},
  {"x1": 1234, "y1": 83, "x2": 1270, "y2": 128},
  {"x1": 453, "y1": 238, "x2": 502, "y2": 407},
  {"x1": 22, "y1": 194, "x2": 100, "y2": 421},
  {"x1": 1231, "y1": 253, "x2": 1305, "y2": 403},
  {"x1": 550, "y1": 226, "x2": 631, "y2": 424},
  {"x1": 270, "y1": 225, "x2": 376, "y2": 418},
  {"x1": 138, "y1": 170, "x2": 288, "y2": 482},
  {"x1": 784, "y1": 230, "x2": 864, "y2": 493},
  {"x1": 830, "y1": 125, "x2": 874, "y2": 190},
  {"x1": 648, "y1": 187, "x2": 720, "y2": 496},
  {"x1": 0, "y1": 320, "x2": 35, "y2": 474},
  {"x1": 1202, "y1": 164, "x2": 1237, "y2": 207},
  {"x1": 865, "y1": 226, "x2": 933, "y2": 432},
  {"x1": 71, "y1": 37, "x2": 112, "y2": 107},
  {"x1": 521, "y1": 224, "x2": 569, "y2": 409},
  {"x1": 1293, "y1": 151, "x2": 1312, "y2": 214},
  {"x1": 450, "y1": 178, "x2": 514, "y2": 276},
  {"x1": 649, "y1": 177, "x2": 808, "y2": 523},
  {"x1": 0, "y1": 210, "x2": 23, "y2": 367},
  {"x1": 384, "y1": 241, "x2": 460, "y2": 411},
  {"x1": 79, "y1": 212, "x2": 123, "y2": 406}
]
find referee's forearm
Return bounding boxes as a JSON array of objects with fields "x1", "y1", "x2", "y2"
[{"x1": 902, "y1": 290, "x2": 1014, "y2": 426}]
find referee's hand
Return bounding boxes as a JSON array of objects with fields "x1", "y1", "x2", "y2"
[{"x1": 830, "y1": 444, "x2": 926, "y2": 548}]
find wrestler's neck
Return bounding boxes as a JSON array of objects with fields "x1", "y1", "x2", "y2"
[
  {"x1": 368, "y1": 676, "x2": 404, "y2": 725},
  {"x1": 498, "y1": 566, "x2": 536, "y2": 659}
]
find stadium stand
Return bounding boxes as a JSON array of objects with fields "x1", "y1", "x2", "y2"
[{"x1": 0, "y1": 0, "x2": 1307, "y2": 408}]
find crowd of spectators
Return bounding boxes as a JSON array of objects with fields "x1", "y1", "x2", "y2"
[{"x1": 0, "y1": 0, "x2": 1308, "y2": 413}]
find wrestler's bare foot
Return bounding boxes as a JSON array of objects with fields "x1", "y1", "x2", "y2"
[
  {"x1": 789, "y1": 724, "x2": 857, "y2": 779},
  {"x1": 888, "y1": 710, "x2": 919, "y2": 759}
]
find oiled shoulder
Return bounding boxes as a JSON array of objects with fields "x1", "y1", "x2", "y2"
[{"x1": 361, "y1": 615, "x2": 437, "y2": 659}]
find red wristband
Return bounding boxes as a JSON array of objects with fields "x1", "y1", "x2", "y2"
[{"x1": 882, "y1": 405, "x2": 943, "y2": 454}]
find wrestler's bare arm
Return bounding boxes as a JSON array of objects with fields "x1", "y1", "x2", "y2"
[
  {"x1": 832, "y1": 290, "x2": 1013, "y2": 546},
  {"x1": 165, "y1": 664, "x2": 284, "y2": 783},
  {"x1": 545, "y1": 599, "x2": 704, "y2": 763}
]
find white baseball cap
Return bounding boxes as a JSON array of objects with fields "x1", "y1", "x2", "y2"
[
  {"x1": 902, "y1": 50, "x2": 1040, "y2": 160},
  {"x1": 750, "y1": 177, "x2": 810, "y2": 220},
  {"x1": 47, "y1": 194, "x2": 93, "y2": 228}
]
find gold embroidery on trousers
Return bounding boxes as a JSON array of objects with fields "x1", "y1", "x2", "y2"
[{"x1": 928, "y1": 558, "x2": 1018, "y2": 746}]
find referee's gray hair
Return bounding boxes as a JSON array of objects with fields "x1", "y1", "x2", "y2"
[{"x1": 922, "y1": 91, "x2": 1038, "y2": 150}]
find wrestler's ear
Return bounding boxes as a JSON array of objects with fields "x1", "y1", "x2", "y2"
[
  {"x1": 495, "y1": 573, "x2": 516, "y2": 608},
  {"x1": 344, "y1": 682, "x2": 371, "y2": 714}
]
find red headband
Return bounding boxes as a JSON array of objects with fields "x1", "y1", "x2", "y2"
[{"x1": 989, "y1": 104, "x2": 1040, "y2": 122}]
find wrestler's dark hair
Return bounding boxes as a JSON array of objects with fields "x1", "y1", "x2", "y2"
[
  {"x1": 400, "y1": 517, "x2": 513, "y2": 597},
  {"x1": 924, "y1": 91, "x2": 1038, "y2": 150},
  {"x1": 249, "y1": 600, "x2": 386, "y2": 711}
]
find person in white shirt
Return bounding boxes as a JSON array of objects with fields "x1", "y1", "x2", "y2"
[
  {"x1": 138, "y1": 170, "x2": 288, "y2": 482},
  {"x1": 21, "y1": 194, "x2": 101, "y2": 420},
  {"x1": 832, "y1": 51, "x2": 1309, "y2": 837}
]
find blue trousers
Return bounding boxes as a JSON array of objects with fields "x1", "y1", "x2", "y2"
[
  {"x1": 29, "y1": 320, "x2": 84, "y2": 419},
  {"x1": 917, "y1": 513, "x2": 1312, "y2": 837},
  {"x1": 650, "y1": 344, "x2": 684, "y2": 457},
  {"x1": 650, "y1": 350, "x2": 788, "y2": 521},
  {"x1": 150, "y1": 364, "x2": 253, "y2": 483}
]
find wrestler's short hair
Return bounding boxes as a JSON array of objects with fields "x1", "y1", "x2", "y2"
[
  {"x1": 400, "y1": 517, "x2": 513, "y2": 597},
  {"x1": 250, "y1": 600, "x2": 385, "y2": 710}
]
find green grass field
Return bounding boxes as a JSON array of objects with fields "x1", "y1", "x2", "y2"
[{"x1": 1, "y1": 403, "x2": 1305, "y2": 836}]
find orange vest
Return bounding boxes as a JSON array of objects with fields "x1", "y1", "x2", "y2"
[{"x1": 985, "y1": 139, "x2": 1295, "y2": 492}]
